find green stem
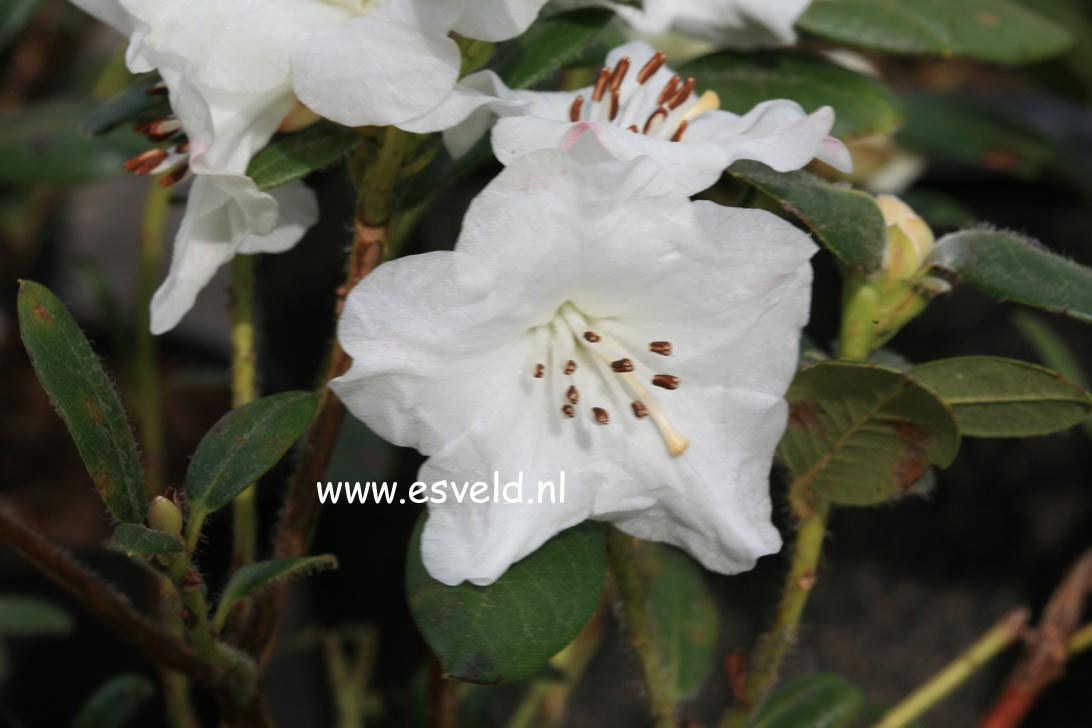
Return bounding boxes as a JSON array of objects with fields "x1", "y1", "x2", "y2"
[
  {"x1": 168, "y1": 556, "x2": 219, "y2": 664},
  {"x1": 607, "y1": 527, "x2": 676, "y2": 728},
  {"x1": 134, "y1": 180, "x2": 170, "y2": 498},
  {"x1": 157, "y1": 578, "x2": 199, "y2": 728},
  {"x1": 230, "y1": 254, "x2": 259, "y2": 571},
  {"x1": 873, "y1": 609, "x2": 1029, "y2": 728},
  {"x1": 1069, "y1": 621, "x2": 1092, "y2": 656},
  {"x1": 722, "y1": 496, "x2": 831, "y2": 728}
]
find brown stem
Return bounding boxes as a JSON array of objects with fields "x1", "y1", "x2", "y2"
[
  {"x1": 979, "y1": 547, "x2": 1092, "y2": 728},
  {"x1": 427, "y1": 653, "x2": 459, "y2": 728},
  {"x1": 0, "y1": 501, "x2": 215, "y2": 683}
]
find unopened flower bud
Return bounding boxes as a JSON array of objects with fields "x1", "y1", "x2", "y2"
[
  {"x1": 876, "y1": 195, "x2": 934, "y2": 280},
  {"x1": 147, "y1": 495, "x2": 183, "y2": 537}
]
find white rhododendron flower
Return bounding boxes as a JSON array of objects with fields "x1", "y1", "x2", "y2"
[
  {"x1": 332, "y1": 138, "x2": 817, "y2": 585},
  {"x1": 610, "y1": 0, "x2": 812, "y2": 48},
  {"x1": 70, "y1": 0, "x2": 551, "y2": 332},
  {"x1": 407, "y1": 41, "x2": 851, "y2": 194}
]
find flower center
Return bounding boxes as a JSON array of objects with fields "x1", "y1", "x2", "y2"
[
  {"x1": 567, "y1": 52, "x2": 720, "y2": 144},
  {"x1": 530, "y1": 302, "x2": 689, "y2": 457},
  {"x1": 122, "y1": 82, "x2": 190, "y2": 188}
]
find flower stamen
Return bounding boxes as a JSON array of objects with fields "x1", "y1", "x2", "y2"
[{"x1": 592, "y1": 407, "x2": 610, "y2": 424}]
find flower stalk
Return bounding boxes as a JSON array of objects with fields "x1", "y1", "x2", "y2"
[
  {"x1": 873, "y1": 609, "x2": 1029, "y2": 728},
  {"x1": 230, "y1": 253, "x2": 260, "y2": 572},
  {"x1": 607, "y1": 527, "x2": 677, "y2": 728}
]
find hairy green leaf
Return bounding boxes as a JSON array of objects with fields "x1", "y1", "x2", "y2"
[
  {"x1": 186, "y1": 391, "x2": 317, "y2": 523},
  {"x1": 247, "y1": 122, "x2": 362, "y2": 191},
  {"x1": 798, "y1": 0, "x2": 1072, "y2": 65},
  {"x1": 682, "y1": 50, "x2": 903, "y2": 139},
  {"x1": 17, "y1": 280, "x2": 146, "y2": 523},
  {"x1": 728, "y1": 161, "x2": 887, "y2": 271},
  {"x1": 928, "y1": 230, "x2": 1092, "y2": 324},
  {"x1": 213, "y1": 555, "x2": 337, "y2": 631},
  {"x1": 406, "y1": 517, "x2": 606, "y2": 683},
  {"x1": 911, "y1": 356, "x2": 1091, "y2": 437},
  {"x1": 780, "y1": 362, "x2": 960, "y2": 505}
]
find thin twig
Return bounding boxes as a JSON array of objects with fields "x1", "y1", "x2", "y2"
[
  {"x1": 980, "y1": 547, "x2": 1092, "y2": 728},
  {"x1": 873, "y1": 608, "x2": 1029, "y2": 728},
  {"x1": 230, "y1": 253, "x2": 260, "y2": 573},
  {"x1": 0, "y1": 501, "x2": 214, "y2": 682}
]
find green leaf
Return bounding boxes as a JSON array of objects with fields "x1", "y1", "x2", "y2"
[
  {"x1": 114, "y1": 524, "x2": 183, "y2": 556},
  {"x1": 81, "y1": 74, "x2": 168, "y2": 137},
  {"x1": 910, "y1": 356, "x2": 1092, "y2": 437},
  {"x1": 780, "y1": 361, "x2": 961, "y2": 505},
  {"x1": 406, "y1": 517, "x2": 606, "y2": 684},
  {"x1": 247, "y1": 122, "x2": 362, "y2": 191},
  {"x1": 17, "y1": 280, "x2": 146, "y2": 523},
  {"x1": 72, "y1": 674, "x2": 154, "y2": 728},
  {"x1": 797, "y1": 0, "x2": 1072, "y2": 65},
  {"x1": 185, "y1": 391, "x2": 317, "y2": 521},
  {"x1": 682, "y1": 50, "x2": 903, "y2": 139},
  {"x1": 747, "y1": 674, "x2": 864, "y2": 728},
  {"x1": 727, "y1": 161, "x2": 887, "y2": 271},
  {"x1": 0, "y1": 595, "x2": 72, "y2": 637},
  {"x1": 0, "y1": 101, "x2": 148, "y2": 185},
  {"x1": 490, "y1": 8, "x2": 615, "y2": 90},
  {"x1": 637, "y1": 543, "x2": 718, "y2": 703},
  {"x1": 927, "y1": 229, "x2": 1092, "y2": 324},
  {"x1": 212, "y1": 555, "x2": 337, "y2": 632}
]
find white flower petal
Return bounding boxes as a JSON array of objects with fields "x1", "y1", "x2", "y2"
[
  {"x1": 237, "y1": 181, "x2": 319, "y2": 255},
  {"x1": 613, "y1": 0, "x2": 812, "y2": 48},
  {"x1": 291, "y1": 9, "x2": 460, "y2": 127},
  {"x1": 453, "y1": 0, "x2": 550, "y2": 41}
]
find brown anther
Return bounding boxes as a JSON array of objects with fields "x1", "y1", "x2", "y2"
[
  {"x1": 592, "y1": 68, "x2": 610, "y2": 102},
  {"x1": 657, "y1": 75, "x2": 681, "y2": 106},
  {"x1": 123, "y1": 148, "x2": 168, "y2": 175},
  {"x1": 564, "y1": 360, "x2": 577, "y2": 375},
  {"x1": 649, "y1": 341, "x2": 672, "y2": 356},
  {"x1": 637, "y1": 51, "x2": 667, "y2": 84},
  {"x1": 146, "y1": 83, "x2": 169, "y2": 96},
  {"x1": 183, "y1": 570, "x2": 202, "y2": 587},
  {"x1": 174, "y1": 141, "x2": 189, "y2": 155},
  {"x1": 158, "y1": 162, "x2": 190, "y2": 188},
  {"x1": 592, "y1": 407, "x2": 609, "y2": 424},
  {"x1": 562, "y1": 404, "x2": 576, "y2": 418},
  {"x1": 669, "y1": 78, "x2": 696, "y2": 109},
  {"x1": 611, "y1": 358, "x2": 634, "y2": 373},
  {"x1": 652, "y1": 374, "x2": 680, "y2": 390},
  {"x1": 608, "y1": 57, "x2": 631, "y2": 92},
  {"x1": 632, "y1": 400, "x2": 649, "y2": 418},
  {"x1": 533, "y1": 363, "x2": 544, "y2": 379},
  {"x1": 132, "y1": 120, "x2": 153, "y2": 135},
  {"x1": 627, "y1": 124, "x2": 639, "y2": 133},
  {"x1": 147, "y1": 118, "x2": 180, "y2": 142},
  {"x1": 609, "y1": 88, "x2": 620, "y2": 121},
  {"x1": 643, "y1": 107, "x2": 668, "y2": 135},
  {"x1": 567, "y1": 385, "x2": 580, "y2": 404},
  {"x1": 569, "y1": 95, "x2": 585, "y2": 122},
  {"x1": 670, "y1": 119, "x2": 689, "y2": 142},
  {"x1": 583, "y1": 331, "x2": 600, "y2": 342}
]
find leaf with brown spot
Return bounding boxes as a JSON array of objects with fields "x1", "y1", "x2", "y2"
[
  {"x1": 779, "y1": 361, "x2": 960, "y2": 506},
  {"x1": 17, "y1": 280, "x2": 146, "y2": 523}
]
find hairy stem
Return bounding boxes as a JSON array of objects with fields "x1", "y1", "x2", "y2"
[
  {"x1": 230, "y1": 253, "x2": 260, "y2": 572},
  {"x1": 607, "y1": 528, "x2": 676, "y2": 728},
  {"x1": 236, "y1": 127, "x2": 417, "y2": 662},
  {"x1": 874, "y1": 609, "x2": 1029, "y2": 728},
  {"x1": 721, "y1": 496, "x2": 830, "y2": 727},
  {"x1": 134, "y1": 180, "x2": 170, "y2": 498},
  {"x1": 0, "y1": 501, "x2": 214, "y2": 682}
]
